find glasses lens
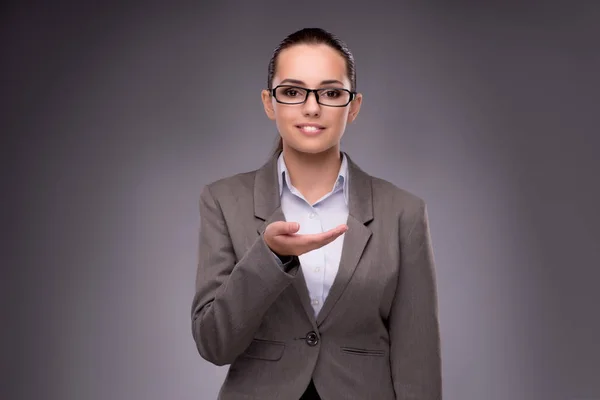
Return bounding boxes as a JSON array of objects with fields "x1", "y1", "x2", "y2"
[
  {"x1": 274, "y1": 86, "x2": 307, "y2": 104},
  {"x1": 317, "y1": 88, "x2": 351, "y2": 106}
]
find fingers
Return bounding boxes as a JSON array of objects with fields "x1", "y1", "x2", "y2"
[
  {"x1": 303, "y1": 224, "x2": 348, "y2": 247},
  {"x1": 324, "y1": 224, "x2": 348, "y2": 240},
  {"x1": 266, "y1": 222, "x2": 348, "y2": 256}
]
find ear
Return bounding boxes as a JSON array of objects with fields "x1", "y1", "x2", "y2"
[
  {"x1": 261, "y1": 89, "x2": 276, "y2": 121},
  {"x1": 346, "y1": 92, "x2": 363, "y2": 123}
]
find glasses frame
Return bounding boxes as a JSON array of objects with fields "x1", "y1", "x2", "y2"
[{"x1": 269, "y1": 85, "x2": 356, "y2": 107}]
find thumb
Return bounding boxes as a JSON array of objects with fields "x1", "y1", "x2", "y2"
[
  {"x1": 268, "y1": 221, "x2": 300, "y2": 236},
  {"x1": 285, "y1": 221, "x2": 300, "y2": 234}
]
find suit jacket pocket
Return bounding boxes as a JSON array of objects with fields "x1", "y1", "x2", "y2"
[
  {"x1": 341, "y1": 346, "x2": 385, "y2": 357},
  {"x1": 241, "y1": 339, "x2": 285, "y2": 361}
]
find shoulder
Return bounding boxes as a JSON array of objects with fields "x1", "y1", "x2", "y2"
[
  {"x1": 199, "y1": 169, "x2": 257, "y2": 204},
  {"x1": 368, "y1": 176, "x2": 430, "y2": 237},
  {"x1": 346, "y1": 152, "x2": 426, "y2": 215},
  {"x1": 370, "y1": 176, "x2": 425, "y2": 213}
]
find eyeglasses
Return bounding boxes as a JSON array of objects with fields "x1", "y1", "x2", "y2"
[{"x1": 270, "y1": 85, "x2": 356, "y2": 107}]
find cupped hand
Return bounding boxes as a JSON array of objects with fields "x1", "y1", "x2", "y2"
[{"x1": 264, "y1": 221, "x2": 348, "y2": 257}]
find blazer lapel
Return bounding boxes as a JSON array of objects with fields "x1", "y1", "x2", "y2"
[
  {"x1": 254, "y1": 153, "x2": 318, "y2": 327},
  {"x1": 316, "y1": 154, "x2": 373, "y2": 325}
]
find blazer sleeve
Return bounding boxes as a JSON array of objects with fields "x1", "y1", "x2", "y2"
[
  {"x1": 389, "y1": 200, "x2": 442, "y2": 399},
  {"x1": 191, "y1": 184, "x2": 300, "y2": 366}
]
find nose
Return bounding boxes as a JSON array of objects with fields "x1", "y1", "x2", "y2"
[{"x1": 302, "y1": 91, "x2": 321, "y2": 116}]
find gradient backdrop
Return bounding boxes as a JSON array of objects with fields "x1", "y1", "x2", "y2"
[{"x1": 3, "y1": 1, "x2": 599, "y2": 400}]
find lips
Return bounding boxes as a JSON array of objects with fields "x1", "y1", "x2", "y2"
[{"x1": 296, "y1": 124, "x2": 325, "y2": 135}]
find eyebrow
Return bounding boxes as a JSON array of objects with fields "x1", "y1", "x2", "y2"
[{"x1": 279, "y1": 78, "x2": 346, "y2": 87}]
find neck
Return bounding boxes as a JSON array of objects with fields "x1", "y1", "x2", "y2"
[{"x1": 281, "y1": 144, "x2": 342, "y2": 201}]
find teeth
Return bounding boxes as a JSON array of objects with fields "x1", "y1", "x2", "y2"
[{"x1": 300, "y1": 126, "x2": 320, "y2": 132}]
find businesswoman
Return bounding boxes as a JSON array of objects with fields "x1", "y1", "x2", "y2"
[{"x1": 191, "y1": 28, "x2": 442, "y2": 400}]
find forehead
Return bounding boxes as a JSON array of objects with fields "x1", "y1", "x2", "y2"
[{"x1": 274, "y1": 43, "x2": 349, "y2": 87}]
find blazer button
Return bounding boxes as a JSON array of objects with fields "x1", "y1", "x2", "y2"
[{"x1": 305, "y1": 331, "x2": 319, "y2": 346}]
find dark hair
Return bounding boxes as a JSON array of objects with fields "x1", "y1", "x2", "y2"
[{"x1": 267, "y1": 28, "x2": 357, "y2": 157}]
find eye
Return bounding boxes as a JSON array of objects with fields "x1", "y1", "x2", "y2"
[
  {"x1": 284, "y1": 88, "x2": 299, "y2": 97},
  {"x1": 322, "y1": 89, "x2": 342, "y2": 98}
]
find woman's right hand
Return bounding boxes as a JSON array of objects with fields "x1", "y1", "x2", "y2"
[{"x1": 264, "y1": 221, "x2": 348, "y2": 257}]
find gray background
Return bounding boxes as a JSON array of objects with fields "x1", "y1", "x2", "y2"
[{"x1": 3, "y1": 1, "x2": 599, "y2": 399}]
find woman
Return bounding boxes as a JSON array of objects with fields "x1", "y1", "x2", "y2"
[{"x1": 191, "y1": 28, "x2": 442, "y2": 400}]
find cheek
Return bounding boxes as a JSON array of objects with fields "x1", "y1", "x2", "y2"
[
  {"x1": 273, "y1": 105, "x2": 295, "y2": 123},
  {"x1": 273, "y1": 110, "x2": 292, "y2": 135},
  {"x1": 330, "y1": 108, "x2": 350, "y2": 126}
]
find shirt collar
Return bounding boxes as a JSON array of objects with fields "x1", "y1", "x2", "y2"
[{"x1": 277, "y1": 151, "x2": 349, "y2": 205}]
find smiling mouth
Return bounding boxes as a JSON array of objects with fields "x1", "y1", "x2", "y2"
[{"x1": 296, "y1": 125, "x2": 325, "y2": 134}]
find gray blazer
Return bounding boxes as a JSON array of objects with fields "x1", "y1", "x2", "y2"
[{"x1": 191, "y1": 151, "x2": 442, "y2": 400}]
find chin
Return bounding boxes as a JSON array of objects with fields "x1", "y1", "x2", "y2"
[
  {"x1": 287, "y1": 141, "x2": 337, "y2": 155},
  {"x1": 283, "y1": 132, "x2": 340, "y2": 155}
]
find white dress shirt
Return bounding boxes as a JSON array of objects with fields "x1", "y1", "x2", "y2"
[{"x1": 274, "y1": 152, "x2": 350, "y2": 317}]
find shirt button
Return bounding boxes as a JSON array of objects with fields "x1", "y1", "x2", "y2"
[
  {"x1": 309, "y1": 212, "x2": 317, "y2": 219},
  {"x1": 311, "y1": 299, "x2": 320, "y2": 305},
  {"x1": 314, "y1": 267, "x2": 320, "y2": 272}
]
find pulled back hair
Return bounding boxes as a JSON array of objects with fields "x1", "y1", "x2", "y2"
[{"x1": 267, "y1": 28, "x2": 356, "y2": 157}]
